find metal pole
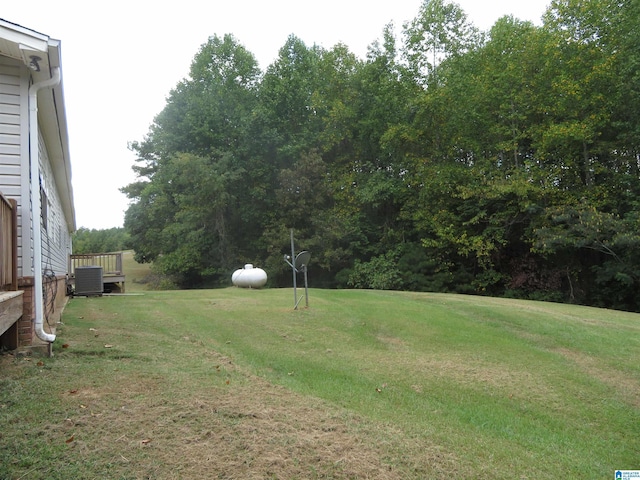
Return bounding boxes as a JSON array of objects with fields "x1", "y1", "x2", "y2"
[
  {"x1": 303, "y1": 265, "x2": 309, "y2": 307},
  {"x1": 291, "y1": 229, "x2": 297, "y2": 309}
]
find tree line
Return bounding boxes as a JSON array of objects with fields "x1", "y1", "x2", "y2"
[
  {"x1": 72, "y1": 227, "x2": 130, "y2": 255},
  {"x1": 122, "y1": 0, "x2": 640, "y2": 311}
]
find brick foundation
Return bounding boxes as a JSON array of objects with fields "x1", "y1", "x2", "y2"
[{"x1": 17, "y1": 275, "x2": 69, "y2": 347}]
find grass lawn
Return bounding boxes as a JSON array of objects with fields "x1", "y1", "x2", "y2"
[{"x1": 1, "y1": 258, "x2": 639, "y2": 478}]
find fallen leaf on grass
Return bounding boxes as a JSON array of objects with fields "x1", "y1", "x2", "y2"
[
  {"x1": 65, "y1": 436, "x2": 75, "y2": 444},
  {"x1": 69, "y1": 389, "x2": 78, "y2": 394},
  {"x1": 104, "y1": 344, "x2": 114, "y2": 348},
  {"x1": 79, "y1": 404, "x2": 87, "y2": 409},
  {"x1": 62, "y1": 343, "x2": 70, "y2": 349},
  {"x1": 141, "y1": 439, "x2": 152, "y2": 445}
]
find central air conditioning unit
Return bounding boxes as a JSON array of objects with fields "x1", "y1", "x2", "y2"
[{"x1": 74, "y1": 266, "x2": 104, "y2": 296}]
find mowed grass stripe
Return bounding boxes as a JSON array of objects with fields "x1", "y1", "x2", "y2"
[{"x1": 1, "y1": 285, "x2": 638, "y2": 479}]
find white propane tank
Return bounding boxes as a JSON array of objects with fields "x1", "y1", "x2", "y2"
[{"x1": 232, "y1": 264, "x2": 268, "y2": 288}]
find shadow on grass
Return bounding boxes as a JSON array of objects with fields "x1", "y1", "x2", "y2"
[{"x1": 59, "y1": 349, "x2": 142, "y2": 361}]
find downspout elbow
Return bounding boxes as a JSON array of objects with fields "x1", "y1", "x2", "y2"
[
  {"x1": 29, "y1": 67, "x2": 61, "y2": 344},
  {"x1": 28, "y1": 67, "x2": 61, "y2": 106}
]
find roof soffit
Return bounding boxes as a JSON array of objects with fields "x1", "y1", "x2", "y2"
[{"x1": 0, "y1": 19, "x2": 75, "y2": 231}]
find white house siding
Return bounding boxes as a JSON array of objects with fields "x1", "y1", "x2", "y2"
[
  {"x1": 38, "y1": 131, "x2": 71, "y2": 276},
  {"x1": 0, "y1": 56, "x2": 26, "y2": 277},
  {"x1": 0, "y1": 55, "x2": 72, "y2": 280}
]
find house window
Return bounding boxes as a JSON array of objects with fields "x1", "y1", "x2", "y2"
[{"x1": 40, "y1": 184, "x2": 48, "y2": 231}]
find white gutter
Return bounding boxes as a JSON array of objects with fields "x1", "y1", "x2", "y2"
[{"x1": 28, "y1": 66, "x2": 61, "y2": 344}]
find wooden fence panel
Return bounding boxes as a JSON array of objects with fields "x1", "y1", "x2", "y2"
[{"x1": 0, "y1": 194, "x2": 17, "y2": 291}]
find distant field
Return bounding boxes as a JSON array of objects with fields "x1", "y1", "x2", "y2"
[
  {"x1": 1, "y1": 265, "x2": 639, "y2": 478},
  {"x1": 121, "y1": 250, "x2": 154, "y2": 291}
]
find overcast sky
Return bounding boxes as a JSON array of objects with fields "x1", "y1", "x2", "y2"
[{"x1": 2, "y1": 0, "x2": 550, "y2": 230}]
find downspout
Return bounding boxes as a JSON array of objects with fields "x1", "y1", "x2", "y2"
[{"x1": 28, "y1": 67, "x2": 61, "y2": 344}]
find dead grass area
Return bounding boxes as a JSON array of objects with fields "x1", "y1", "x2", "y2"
[
  {"x1": 554, "y1": 347, "x2": 640, "y2": 409},
  {"x1": 149, "y1": 383, "x2": 398, "y2": 479},
  {"x1": 24, "y1": 349, "x2": 457, "y2": 480}
]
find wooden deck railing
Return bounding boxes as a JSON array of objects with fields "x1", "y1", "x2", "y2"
[
  {"x1": 0, "y1": 193, "x2": 18, "y2": 291},
  {"x1": 69, "y1": 252, "x2": 123, "y2": 276}
]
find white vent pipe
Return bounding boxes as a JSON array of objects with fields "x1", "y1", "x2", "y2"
[{"x1": 28, "y1": 67, "x2": 60, "y2": 343}]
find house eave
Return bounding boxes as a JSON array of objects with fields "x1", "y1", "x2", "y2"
[
  {"x1": 39, "y1": 39, "x2": 76, "y2": 233},
  {"x1": 0, "y1": 18, "x2": 76, "y2": 232}
]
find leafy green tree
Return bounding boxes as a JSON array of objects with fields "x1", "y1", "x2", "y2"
[
  {"x1": 345, "y1": 24, "x2": 421, "y2": 255},
  {"x1": 536, "y1": 0, "x2": 623, "y2": 190},
  {"x1": 403, "y1": 0, "x2": 480, "y2": 86},
  {"x1": 466, "y1": 17, "x2": 548, "y2": 168},
  {"x1": 72, "y1": 227, "x2": 130, "y2": 254},
  {"x1": 123, "y1": 34, "x2": 262, "y2": 284},
  {"x1": 534, "y1": 200, "x2": 640, "y2": 310},
  {"x1": 119, "y1": 0, "x2": 640, "y2": 310},
  {"x1": 255, "y1": 35, "x2": 326, "y2": 169},
  {"x1": 256, "y1": 41, "x2": 375, "y2": 286},
  {"x1": 516, "y1": 0, "x2": 640, "y2": 306},
  {"x1": 616, "y1": 0, "x2": 640, "y2": 149}
]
